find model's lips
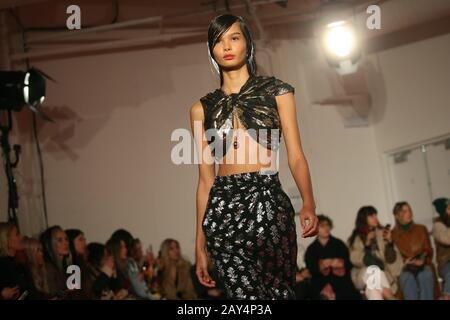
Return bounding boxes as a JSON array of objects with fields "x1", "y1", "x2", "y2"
[{"x1": 223, "y1": 54, "x2": 235, "y2": 60}]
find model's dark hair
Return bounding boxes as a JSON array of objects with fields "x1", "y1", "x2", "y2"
[
  {"x1": 348, "y1": 206, "x2": 379, "y2": 248},
  {"x1": 207, "y1": 13, "x2": 257, "y2": 86}
]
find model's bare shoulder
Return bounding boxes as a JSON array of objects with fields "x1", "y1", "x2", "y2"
[{"x1": 190, "y1": 101, "x2": 204, "y2": 120}]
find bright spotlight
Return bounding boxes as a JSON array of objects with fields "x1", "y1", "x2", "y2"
[{"x1": 320, "y1": 20, "x2": 361, "y2": 75}]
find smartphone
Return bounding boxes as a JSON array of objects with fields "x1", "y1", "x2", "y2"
[{"x1": 17, "y1": 290, "x2": 28, "y2": 300}]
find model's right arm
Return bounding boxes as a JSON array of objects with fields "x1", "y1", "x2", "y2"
[{"x1": 190, "y1": 101, "x2": 216, "y2": 288}]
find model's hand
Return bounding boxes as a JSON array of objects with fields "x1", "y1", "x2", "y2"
[
  {"x1": 300, "y1": 206, "x2": 318, "y2": 238},
  {"x1": 196, "y1": 250, "x2": 216, "y2": 288}
]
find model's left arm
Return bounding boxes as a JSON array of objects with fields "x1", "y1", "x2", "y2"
[{"x1": 276, "y1": 92, "x2": 318, "y2": 237}]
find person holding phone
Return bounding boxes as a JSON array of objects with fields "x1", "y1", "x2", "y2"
[{"x1": 348, "y1": 206, "x2": 403, "y2": 300}]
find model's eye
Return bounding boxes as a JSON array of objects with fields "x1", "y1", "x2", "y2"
[{"x1": 232, "y1": 36, "x2": 239, "y2": 41}]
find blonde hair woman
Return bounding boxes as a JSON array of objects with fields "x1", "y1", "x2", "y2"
[
  {"x1": 0, "y1": 222, "x2": 38, "y2": 299},
  {"x1": 22, "y1": 236, "x2": 50, "y2": 294},
  {"x1": 159, "y1": 239, "x2": 197, "y2": 299}
]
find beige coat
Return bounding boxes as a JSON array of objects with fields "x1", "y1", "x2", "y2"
[
  {"x1": 160, "y1": 259, "x2": 197, "y2": 300},
  {"x1": 349, "y1": 228, "x2": 403, "y2": 294},
  {"x1": 432, "y1": 219, "x2": 450, "y2": 274}
]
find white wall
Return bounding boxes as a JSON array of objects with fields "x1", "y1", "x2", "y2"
[
  {"x1": 368, "y1": 32, "x2": 450, "y2": 227},
  {"x1": 8, "y1": 30, "x2": 450, "y2": 262},
  {"x1": 369, "y1": 32, "x2": 450, "y2": 153}
]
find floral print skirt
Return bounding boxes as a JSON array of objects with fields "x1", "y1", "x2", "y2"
[{"x1": 202, "y1": 170, "x2": 298, "y2": 299}]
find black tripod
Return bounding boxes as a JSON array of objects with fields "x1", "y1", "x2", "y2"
[{"x1": 0, "y1": 109, "x2": 21, "y2": 229}]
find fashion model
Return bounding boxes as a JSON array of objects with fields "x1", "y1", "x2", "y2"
[{"x1": 190, "y1": 13, "x2": 318, "y2": 299}]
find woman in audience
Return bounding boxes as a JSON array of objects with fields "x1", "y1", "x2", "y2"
[
  {"x1": 305, "y1": 215, "x2": 361, "y2": 300},
  {"x1": 40, "y1": 225, "x2": 72, "y2": 297},
  {"x1": 432, "y1": 197, "x2": 450, "y2": 300},
  {"x1": 107, "y1": 233, "x2": 157, "y2": 299},
  {"x1": 392, "y1": 201, "x2": 439, "y2": 300},
  {"x1": 106, "y1": 237, "x2": 131, "y2": 292},
  {"x1": 87, "y1": 242, "x2": 127, "y2": 299},
  {"x1": 22, "y1": 236, "x2": 50, "y2": 295},
  {"x1": 0, "y1": 222, "x2": 43, "y2": 300},
  {"x1": 159, "y1": 238, "x2": 197, "y2": 299},
  {"x1": 66, "y1": 229, "x2": 93, "y2": 298},
  {"x1": 348, "y1": 206, "x2": 403, "y2": 299},
  {"x1": 110, "y1": 229, "x2": 134, "y2": 254}
]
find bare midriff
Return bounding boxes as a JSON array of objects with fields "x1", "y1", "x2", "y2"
[{"x1": 216, "y1": 114, "x2": 278, "y2": 176}]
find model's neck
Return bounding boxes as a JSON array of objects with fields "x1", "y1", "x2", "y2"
[{"x1": 221, "y1": 69, "x2": 251, "y2": 94}]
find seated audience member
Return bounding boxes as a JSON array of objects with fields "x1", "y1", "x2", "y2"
[
  {"x1": 392, "y1": 201, "x2": 439, "y2": 300},
  {"x1": 431, "y1": 197, "x2": 450, "y2": 300},
  {"x1": 66, "y1": 229, "x2": 94, "y2": 298},
  {"x1": 40, "y1": 226, "x2": 73, "y2": 298},
  {"x1": 87, "y1": 242, "x2": 127, "y2": 299},
  {"x1": 159, "y1": 238, "x2": 197, "y2": 299},
  {"x1": 22, "y1": 236, "x2": 52, "y2": 297},
  {"x1": 0, "y1": 223, "x2": 43, "y2": 300},
  {"x1": 348, "y1": 206, "x2": 403, "y2": 300},
  {"x1": 106, "y1": 237, "x2": 132, "y2": 293},
  {"x1": 108, "y1": 231, "x2": 157, "y2": 300},
  {"x1": 304, "y1": 215, "x2": 361, "y2": 300}
]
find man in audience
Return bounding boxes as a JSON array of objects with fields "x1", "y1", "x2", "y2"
[{"x1": 305, "y1": 215, "x2": 361, "y2": 300}]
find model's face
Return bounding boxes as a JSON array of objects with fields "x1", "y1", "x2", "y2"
[
  {"x1": 396, "y1": 204, "x2": 413, "y2": 224},
  {"x1": 54, "y1": 230, "x2": 70, "y2": 257},
  {"x1": 168, "y1": 241, "x2": 181, "y2": 261},
  {"x1": 74, "y1": 233, "x2": 87, "y2": 257},
  {"x1": 367, "y1": 213, "x2": 379, "y2": 228},
  {"x1": 318, "y1": 221, "x2": 331, "y2": 238},
  {"x1": 212, "y1": 22, "x2": 248, "y2": 71}
]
